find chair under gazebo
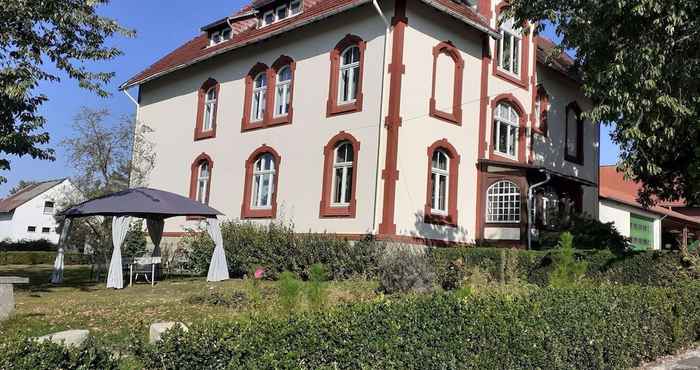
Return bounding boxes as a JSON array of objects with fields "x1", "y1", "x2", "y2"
[{"x1": 50, "y1": 187, "x2": 229, "y2": 289}]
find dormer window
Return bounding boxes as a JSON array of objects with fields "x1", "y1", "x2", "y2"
[
  {"x1": 209, "y1": 27, "x2": 231, "y2": 46},
  {"x1": 259, "y1": 0, "x2": 302, "y2": 27}
]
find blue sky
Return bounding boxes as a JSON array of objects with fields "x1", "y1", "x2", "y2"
[{"x1": 0, "y1": 0, "x2": 620, "y2": 196}]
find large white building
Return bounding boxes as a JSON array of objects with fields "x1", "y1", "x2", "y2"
[
  {"x1": 0, "y1": 179, "x2": 76, "y2": 244},
  {"x1": 121, "y1": 0, "x2": 600, "y2": 247}
]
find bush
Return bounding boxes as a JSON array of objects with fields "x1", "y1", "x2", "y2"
[
  {"x1": 277, "y1": 271, "x2": 303, "y2": 314},
  {"x1": 122, "y1": 221, "x2": 148, "y2": 258},
  {"x1": 182, "y1": 220, "x2": 383, "y2": 280},
  {"x1": 538, "y1": 214, "x2": 629, "y2": 254},
  {"x1": 0, "y1": 337, "x2": 118, "y2": 370},
  {"x1": 307, "y1": 263, "x2": 329, "y2": 311},
  {"x1": 138, "y1": 284, "x2": 700, "y2": 369},
  {"x1": 0, "y1": 251, "x2": 89, "y2": 265},
  {"x1": 0, "y1": 239, "x2": 56, "y2": 252},
  {"x1": 548, "y1": 232, "x2": 588, "y2": 287},
  {"x1": 377, "y1": 247, "x2": 435, "y2": 294}
]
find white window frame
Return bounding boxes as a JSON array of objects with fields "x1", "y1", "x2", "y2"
[
  {"x1": 275, "y1": 4, "x2": 288, "y2": 21},
  {"x1": 331, "y1": 142, "x2": 354, "y2": 206},
  {"x1": 203, "y1": 87, "x2": 217, "y2": 131},
  {"x1": 259, "y1": 1, "x2": 302, "y2": 28},
  {"x1": 486, "y1": 180, "x2": 521, "y2": 223},
  {"x1": 493, "y1": 103, "x2": 519, "y2": 159},
  {"x1": 498, "y1": 19, "x2": 521, "y2": 76},
  {"x1": 252, "y1": 154, "x2": 275, "y2": 209},
  {"x1": 430, "y1": 150, "x2": 449, "y2": 215},
  {"x1": 251, "y1": 72, "x2": 267, "y2": 122},
  {"x1": 27, "y1": 226, "x2": 37, "y2": 233},
  {"x1": 209, "y1": 28, "x2": 232, "y2": 46},
  {"x1": 43, "y1": 201, "x2": 55, "y2": 215},
  {"x1": 338, "y1": 45, "x2": 360, "y2": 105},
  {"x1": 262, "y1": 10, "x2": 275, "y2": 26},
  {"x1": 274, "y1": 66, "x2": 292, "y2": 117},
  {"x1": 290, "y1": 0, "x2": 302, "y2": 15},
  {"x1": 196, "y1": 162, "x2": 210, "y2": 204}
]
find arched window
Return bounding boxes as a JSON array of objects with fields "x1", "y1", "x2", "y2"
[
  {"x1": 194, "y1": 78, "x2": 219, "y2": 140},
  {"x1": 320, "y1": 132, "x2": 360, "y2": 218},
  {"x1": 327, "y1": 35, "x2": 365, "y2": 116},
  {"x1": 274, "y1": 66, "x2": 292, "y2": 117},
  {"x1": 424, "y1": 140, "x2": 460, "y2": 226},
  {"x1": 251, "y1": 72, "x2": 267, "y2": 122},
  {"x1": 189, "y1": 153, "x2": 213, "y2": 205},
  {"x1": 242, "y1": 146, "x2": 281, "y2": 219},
  {"x1": 430, "y1": 42, "x2": 464, "y2": 125},
  {"x1": 486, "y1": 180, "x2": 520, "y2": 223},
  {"x1": 493, "y1": 102, "x2": 520, "y2": 158}
]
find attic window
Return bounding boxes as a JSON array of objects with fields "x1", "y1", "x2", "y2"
[
  {"x1": 43, "y1": 201, "x2": 55, "y2": 214},
  {"x1": 209, "y1": 27, "x2": 232, "y2": 46},
  {"x1": 260, "y1": 0, "x2": 302, "y2": 27}
]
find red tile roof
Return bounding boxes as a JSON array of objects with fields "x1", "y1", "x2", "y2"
[
  {"x1": 121, "y1": 0, "x2": 497, "y2": 89},
  {"x1": 535, "y1": 35, "x2": 581, "y2": 82},
  {"x1": 0, "y1": 179, "x2": 66, "y2": 213},
  {"x1": 599, "y1": 166, "x2": 699, "y2": 224}
]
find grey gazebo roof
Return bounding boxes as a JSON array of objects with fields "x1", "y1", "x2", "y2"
[{"x1": 60, "y1": 187, "x2": 222, "y2": 219}]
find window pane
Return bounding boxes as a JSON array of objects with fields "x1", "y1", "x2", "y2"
[
  {"x1": 512, "y1": 38, "x2": 520, "y2": 74},
  {"x1": 502, "y1": 34, "x2": 512, "y2": 71},
  {"x1": 566, "y1": 109, "x2": 578, "y2": 156},
  {"x1": 498, "y1": 121, "x2": 508, "y2": 154},
  {"x1": 261, "y1": 174, "x2": 270, "y2": 206},
  {"x1": 290, "y1": 0, "x2": 301, "y2": 14},
  {"x1": 431, "y1": 173, "x2": 437, "y2": 209},
  {"x1": 438, "y1": 174, "x2": 447, "y2": 210},
  {"x1": 344, "y1": 167, "x2": 353, "y2": 203},
  {"x1": 333, "y1": 168, "x2": 343, "y2": 203},
  {"x1": 276, "y1": 6, "x2": 288, "y2": 20}
]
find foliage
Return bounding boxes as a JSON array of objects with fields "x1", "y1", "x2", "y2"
[
  {"x1": 0, "y1": 251, "x2": 88, "y2": 265},
  {"x1": 505, "y1": 0, "x2": 700, "y2": 206},
  {"x1": 122, "y1": 221, "x2": 148, "y2": 258},
  {"x1": 0, "y1": 1, "x2": 134, "y2": 183},
  {"x1": 277, "y1": 271, "x2": 303, "y2": 314},
  {"x1": 377, "y1": 247, "x2": 435, "y2": 294},
  {"x1": 186, "y1": 290, "x2": 248, "y2": 309},
  {"x1": 307, "y1": 263, "x2": 329, "y2": 311},
  {"x1": 0, "y1": 238, "x2": 55, "y2": 252},
  {"x1": 538, "y1": 214, "x2": 629, "y2": 254},
  {"x1": 183, "y1": 220, "x2": 383, "y2": 280},
  {"x1": 0, "y1": 337, "x2": 118, "y2": 370},
  {"x1": 7, "y1": 180, "x2": 38, "y2": 195},
  {"x1": 139, "y1": 284, "x2": 700, "y2": 369},
  {"x1": 548, "y1": 232, "x2": 588, "y2": 288}
]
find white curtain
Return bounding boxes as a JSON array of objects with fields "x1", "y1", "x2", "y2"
[
  {"x1": 206, "y1": 218, "x2": 229, "y2": 282},
  {"x1": 50, "y1": 218, "x2": 72, "y2": 284},
  {"x1": 147, "y1": 218, "x2": 165, "y2": 257},
  {"x1": 106, "y1": 216, "x2": 130, "y2": 289}
]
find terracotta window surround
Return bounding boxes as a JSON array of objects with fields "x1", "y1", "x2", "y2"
[
  {"x1": 564, "y1": 101, "x2": 584, "y2": 165},
  {"x1": 430, "y1": 41, "x2": 464, "y2": 125},
  {"x1": 319, "y1": 131, "x2": 360, "y2": 218},
  {"x1": 241, "y1": 145, "x2": 281, "y2": 219},
  {"x1": 492, "y1": 3, "x2": 530, "y2": 90},
  {"x1": 241, "y1": 57, "x2": 296, "y2": 132},
  {"x1": 327, "y1": 34, "x2": 366, "y2": 117},
  {"x1": 533, "y1": 84, "x2": 549, "y2": 136},
  {"x1": 424, "y1": 139, "x2": 460, "y2": 227},
  {"x1": 194, "y1": 78, "x2": 220, "y2": 141},
  {"x1": 187, "y1": 153, "x2": 214, "y2": 220},
  {"x1": 489, "y1": 93, "x2": 527, "y2": 164}
]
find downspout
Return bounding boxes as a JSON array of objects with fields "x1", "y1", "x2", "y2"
[
  {"x1": 370, "y1": 0, "x2": 390, "y2": 234},
  {"x1": 527, "y1": 170, "x2": 551, "y2": 250}
]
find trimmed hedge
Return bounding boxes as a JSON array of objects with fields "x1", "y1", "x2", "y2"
[
  {"x1": 138, "y1": 284, "x2": 700, "y2": 369},
  {"x1": 0, "y1": 337, "x2": 118, "y2": 370},
  {"x1": 0, "y1": 238, "x2": 56, "y2": 252},
  {"x1": 0, "y1": 251, "x2": 89, "y2": 265}
]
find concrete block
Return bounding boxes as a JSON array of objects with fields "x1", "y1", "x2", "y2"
[
  {"x1": 36, "y1": 330, "x2": 90, "y2": 347},
  {"x1": 0, "y1": 277, "x2": 28, "y2": 322},
  {"x1": 149, "y1": 322, "x2": 188, "y2": 344}
]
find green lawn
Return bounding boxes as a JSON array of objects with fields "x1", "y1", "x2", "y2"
[{"x1": 0, "y1": 265, "x2": 378, "y2": 349}]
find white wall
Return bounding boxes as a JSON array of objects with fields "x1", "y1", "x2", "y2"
[{"x1": 599, "y1": 199, "x2": 662, "y2": 250}]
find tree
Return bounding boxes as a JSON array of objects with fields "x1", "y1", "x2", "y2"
[
  {"x1": 505, "y1": 0, "x2": 700, "y2": 206},
  {"x1": 8, "y1": 180, "x2": 38, "y2": 195},
  {"x1": 0, "y1": 0, "x2": 133, "y2": 183}
]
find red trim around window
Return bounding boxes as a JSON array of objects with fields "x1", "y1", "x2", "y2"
[
  {"x1": 319, "y1": 131, "x2": 360, "y2": 218},
  {"x1": 533, "y1": 85, "x2": 549, "y2": 136},
  {"x1": 564, "y1": 101, "x2": 584, "y2": 165},
  {"x1": 194, "y1": 79, "x2": 219, "y2": 141},
  {"x1": 241, "y1": 62, "x2": 269, "y2": 131},
  {"x1": 268, "y1": 55, "x2": 296, "y2": 126},
  {"x1": 489, "y1": 93, "x2": 528, "y2": 164},
  {"x1": 188, "y1": 153, "x2": 214, "y2": 221},
  {"x1": 429, "y1": 41, "x2": 464, "y2": 125},
  {"x1": 492, "y1": 3, "x2": 530, "y2": 90},
  {"x1": 424, "y1": 139, "x2": 460, "y2": 227},
  {"x1": 327, "y1": 34, "x2": 366, "y2": 117},
  {"x1": 240, "y1": 145, "x2": 281, "y2": 219}
]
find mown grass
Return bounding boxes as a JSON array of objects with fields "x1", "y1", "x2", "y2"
[{"x1": 0, "y1": 265, "x2": 378, "y2": 349}]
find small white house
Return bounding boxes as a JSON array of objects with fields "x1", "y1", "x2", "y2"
[{"x1": 0, "y1": 179, "x2": 77, "y2": 244}]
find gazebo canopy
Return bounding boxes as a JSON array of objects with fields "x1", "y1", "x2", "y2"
[{"x1": 60, "y1": 187, "x2": 222, "y2": 219}]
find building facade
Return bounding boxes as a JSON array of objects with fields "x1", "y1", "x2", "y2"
[{"x1": 123, "y1": 0, "x2": 600, "y2": 246}]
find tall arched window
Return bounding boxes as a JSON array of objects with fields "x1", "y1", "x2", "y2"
[
  {"x1": 189, "y1": 153, "x2": 213, "y2": 205},
  {"x1": 430, "y1": 42, "x2": 464, "y2": 125},
  {"x1": 486, "y1": 180, "x2": 521, "y2": 223},
  {"x1": 327, "y1": 35, "x2": 365, "y2": 116},
  {"x1": 194, "y1": 78, "x2": 219, "y2": 140},
  {"x1": 251, "y1": 72, "x2": 267, "y2": 122},
  {"x1": 196, "y1": 162, "x2": 210, "y2": 203},
  {"x1": 320, "y1": 132, "x2": 360, "y2": 218},
  {"x1": 493, "y1": 103, "x2": 520, "y2": 159},
  {"x1": 424, "y1": 140, "x2": 460, "y2": 226},
  {"x1": 274, "y1": 66, "x2": 292, "y2": 117},
  {"x1": 242, "y1": 146, "x2": 281, "y2": 219}
]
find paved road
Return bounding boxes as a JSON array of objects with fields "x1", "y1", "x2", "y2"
[{"x1": 642, "y1": 347, "x2": 700, "y2": 370}]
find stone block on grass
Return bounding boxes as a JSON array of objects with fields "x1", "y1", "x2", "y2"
[
  {"x1": 36, "y1": 329, "x2": 90, "y2": 347},
  {"x1": 149, "y1": 322, "x2": 188, "y2": 344}
]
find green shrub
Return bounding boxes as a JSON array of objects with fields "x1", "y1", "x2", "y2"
[
  {"x1": 122, "y1": 220, "x2": 148, "y2": 258},
  {"x1": 0, "y1": 251, "x2": 89, "y2": 265},
  {"x1": 182, "y1": 220, "x2": 383, "y2": 280},
  {"x1": 277, "y1": 271, "x2": 303, "y2": 314},
  {"x1": 138, "y1": 284, "x2": 700, "y2": 369},
  {"x1": 548, "y1": 232, "x2": 588, "y2": 287},
  {"x1": 538, "y1": 214, "x2": 629, "y2": 254},
  {"x1": 0, "y1": 337, "x2": 118, "y2": 370},
  {"x1": 378, "y1": 247, "x2": 435, "y2": 294},
  {"x1": 0, "y1": 238, "x2": 56, "y2": 252},
  {"x1": 307, "y1": 263, "x2": 329, "y2": 311},
  {"x1": 186, "y1": 290, "x2": 248, "y2": 309}
]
